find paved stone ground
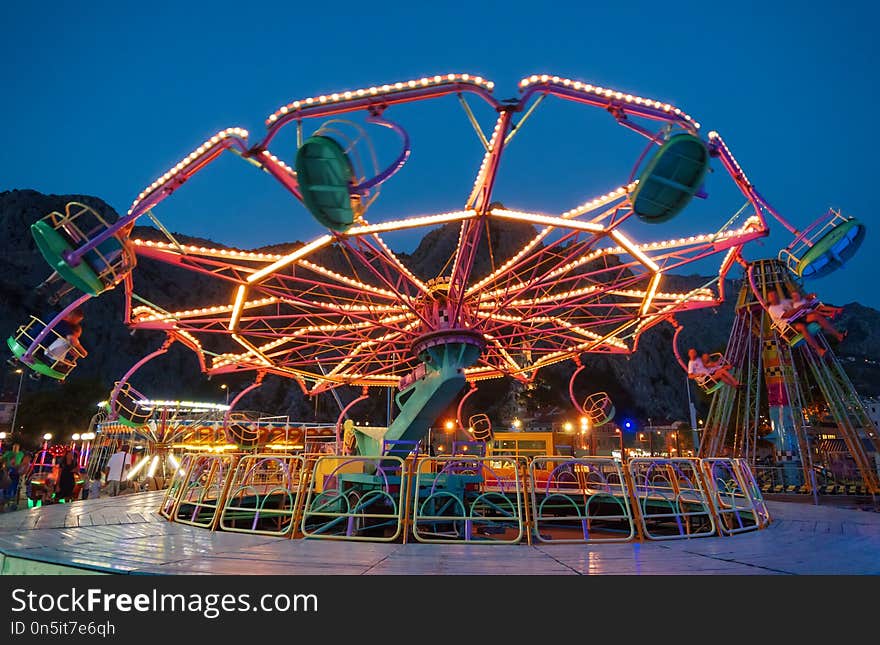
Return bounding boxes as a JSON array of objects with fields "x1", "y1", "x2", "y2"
[{"x1": 1, "y1": 492, "x2": 878, "y2": 574}]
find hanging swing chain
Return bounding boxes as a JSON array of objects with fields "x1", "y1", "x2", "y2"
[
  {"x1": 145, "y1": 209, "x2": 187, "y2": 256},
  {"x1": 458, "y1": 94, "x2": 490, "y2": 151},
  {"x1": 712, "y1": 201, "x2": 753, "y2": 243},
  {"x1": 503, "y1": 93, "x2": 545, "y2": 146}
]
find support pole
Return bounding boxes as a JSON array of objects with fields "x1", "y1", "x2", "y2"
[
  {"x1": 22, "y1": 292, "x2": 92, "y2": 362},
  {"x1": 108, "y1": 337, "x2": 174, "y2": 418},
  {"x1": 336, "y1": 387, "x2": 369, "y2": 453},
  {"x1": 456, "y1": 383, "x2": 478, "y2": 431},
  {"x1": 568, "y1": 359, "x2": 587, "y2": 415},
  {"x1": 223, "y1": 372, "x2": 267, "y2": 429}
]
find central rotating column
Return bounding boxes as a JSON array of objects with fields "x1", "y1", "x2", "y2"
[{"x1": 353, "y1": 279, "x2": 484, "y2": 457}]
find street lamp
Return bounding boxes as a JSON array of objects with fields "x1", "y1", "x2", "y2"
[
  {"x1": 444, "y1": 420, "x2": 455, "y2": 432},
  {"x1": 220, "y1": 383, "x2": 229, "y2": 405},
  {"x1": 9, "y1": 368, "x2": 24, "y2": 444}
]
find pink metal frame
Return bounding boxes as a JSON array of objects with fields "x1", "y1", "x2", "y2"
[{"x1": 83, "y1": 74, "x2": 785, "y2": 396}]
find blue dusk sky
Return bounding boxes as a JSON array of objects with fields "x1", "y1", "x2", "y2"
[{"x1": 1, "y1": 0, "x2": 876, "y2": 307}]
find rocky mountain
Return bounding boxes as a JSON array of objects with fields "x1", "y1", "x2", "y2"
[{"x1": 1, "y1": 189, "x2": 878, "y2": 441}]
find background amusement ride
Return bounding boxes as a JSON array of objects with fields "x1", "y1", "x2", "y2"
[{"x1": 6, "y1": 73, "x2": 876, "y2": 542}]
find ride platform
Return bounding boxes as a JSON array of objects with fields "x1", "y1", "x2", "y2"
[{"x1": 1, "y1": 491, "x2": 879, "y2": 575}]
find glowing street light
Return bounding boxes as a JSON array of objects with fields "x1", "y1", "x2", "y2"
[
  {"x1": 43, "y1": 433, "x2": 53, "y2": 441},
  {"x1": 444, "y1": 420, "x2": 455, "y2": 432},
  {"x1": 72, "y1": 433, "x2": 81, "y2": 441},
  {"x1": 512, "y1": 418, "x2": 522, "y2": 430},
  {"x1": 563, "y1": 422, "x2": 573, "y2": 433},
  {"x1": 9, "y1": 367, "x2": 24, "y2": 445}
]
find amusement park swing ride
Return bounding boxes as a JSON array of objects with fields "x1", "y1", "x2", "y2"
[{"x1": 6, "y1": 73, "x2": 876, "y2": 542}]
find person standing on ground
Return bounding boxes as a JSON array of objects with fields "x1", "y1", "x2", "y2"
[
  {"x1": 56, "y1": 451, "x2": 78, "y2": 502},
  {"x1": 2, "y1": 442, "x2": 24, "y2": 505},
  {"x1": 103, "y1": 445, "x2": 131, "y2": 496}
]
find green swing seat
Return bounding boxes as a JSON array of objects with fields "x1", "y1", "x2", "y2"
[
  {"x1": 631, "y1": 133, "x2": 710, "y2": 223},
  {"x1": 295, "y1": 135, "x2": 360, "y2": 232},
  {"x1": 31, "y1": 219, "x2": 125, "y2": 296},
  {"x1": 7, "y1": 334, "x2": 68, "y2": 380},
  {"x1": 111, "y1": 383, "x2": 152, "y2": 428},
  {"x1": 786, "y1": 321, "x2": 822, "y2": 348}
]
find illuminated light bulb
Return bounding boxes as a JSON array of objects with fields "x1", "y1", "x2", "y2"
[{"x1": 125, "y1": 456, "x2": 150, "y2": 480}]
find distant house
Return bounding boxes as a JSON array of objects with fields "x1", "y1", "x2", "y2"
[{"x1": 863, "y1": 397, "x2": 880, "y2": 430}]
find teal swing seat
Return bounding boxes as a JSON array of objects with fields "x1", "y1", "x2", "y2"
[
  {"x1": 31, "y1": 202, "x2": 133, "y2": 296},
  {"x1": 781, "y1": 216, "x2": 865, "y2": 280},
  {"x1": 295, "y1": 135, "x2": 361, "y2": 232},
  {"x1": 631, "y1": 133, "x2": 710, "y2": 223}
]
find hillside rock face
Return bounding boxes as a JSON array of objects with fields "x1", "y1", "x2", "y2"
[{"x1": 1, "y1": 189, "x2": 877, "y2": 437}]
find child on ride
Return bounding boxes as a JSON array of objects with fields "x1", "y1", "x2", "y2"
[{"x1": 43, "y1": 308, "x2": 87, "y2": 365}]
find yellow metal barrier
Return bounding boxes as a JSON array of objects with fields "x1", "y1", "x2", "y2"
[
  {"x1": 529, "y1": 457, "x2": 635, "y2": 543},
  {"x1": 157, "y1": 453, "x2": 770, "y2": 544},
  {"x1": 627, "y1": 458, "x2": 716, "y2": 539},
  {"x1": 300, "y1": 455, "x2": 407, "y2": 541},
  {"x1": 701, "y1": 458, "x2": 770, "y2": 534},
  {"x1": 158, "y1": 452, "x2": 196, "y2": 520},
  {"x1": 219, "y1": 454, "x2": 306, "y2": 537},
  {"x1": 173, "y1": 453, "x2": 239, "y2": 529},
  {"x1": 412, "y1": 455, "x2": 524, "y2": 543}
]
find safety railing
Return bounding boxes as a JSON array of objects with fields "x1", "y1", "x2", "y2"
[
  {"x1": 411, "y1": 455, "x2": 524, "y2": 543},
  {"x1": 173, "y1": 453, "x2": 239, "y2": 529},
  {"x1": 157, "y1": 454, "x2": 770, "y2": 541},
  {"x1": 219, "y1": 454, "x2": 306, "y2": 537},
  {"x1": 627, "y1": 458, "x2": 716, "y2": 539},
  {"x1": 701, "y1": 458, "x2": 770, "y2": 534},
  {"x1": 300, "y1": 455, "x2": 407, "y2": 541},
  {"x1": 529, "y1": 457, "x2": 635, "y2": 543},
  {"x1": 158, "y1": 452, "x2": 196, "y2": 519}
]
